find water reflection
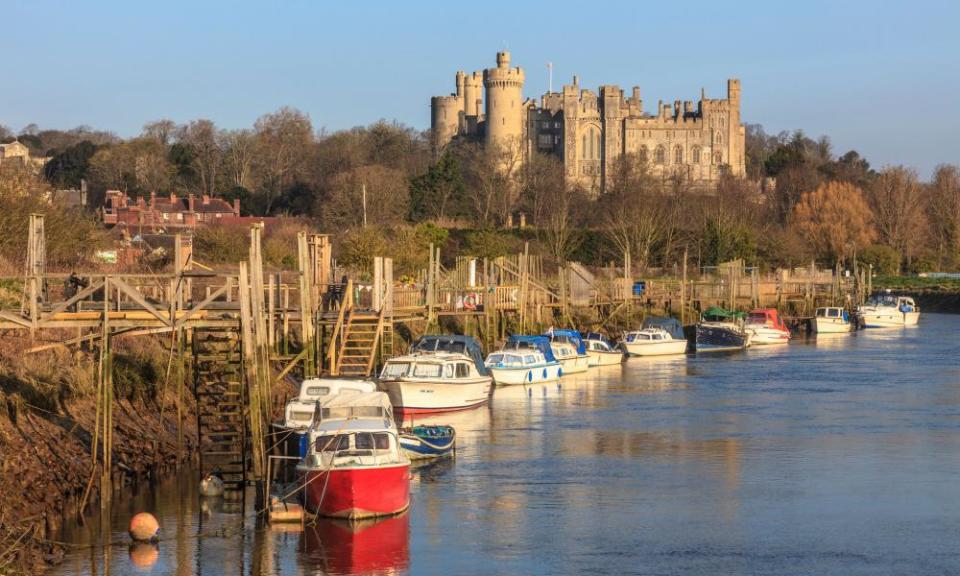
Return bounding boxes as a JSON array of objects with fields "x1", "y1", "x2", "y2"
[{"x1": 300, "y1": 515, "x2": 410, "y2": 576}]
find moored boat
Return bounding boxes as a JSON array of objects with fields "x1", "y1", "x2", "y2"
[
  {"x1": 814, "y1": 306, "x2": 853, "y2": 334},
  {"x1": 379, "y1": 337, "x2": 492, "y2": 414},
  {"x1": 745, "y1": 308, "x2": 791, "y2": 345},
  {"x1": 622, "y1": 317, "x2": 688, "y2": 357},
  {"x1": 485, "y1": 335, "x2": 563, "y2": 386},
  {"x1": 858, "y1": 293, "x2": 920, "y2": 327},
  {"x1": 276, "y1": 378, "x2": 378, "y2": 458},
  {"x1": 582, "y1": 332, "x2": 624, "y2": 366},
  {"x1": 296, "y1": 392, "x2": 410, "y2": 519},
  {"x1": 543, "y1": 329, "x2": 590, "y2": 374},
  {"x1": 399, "y1": 425, "x2": 456, "y2": 460},
  {"x1": 695, "y1": 307, "x2": 751, "y2": 352}
]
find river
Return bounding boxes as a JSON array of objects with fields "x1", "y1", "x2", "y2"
[{"x1": 53, "y1": 314, "x2": 960, "y2": 575}]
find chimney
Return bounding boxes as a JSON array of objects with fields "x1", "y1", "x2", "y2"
[
  {"x1": 202, "y1": 194, "x2": 210, "y2": 205},
  {"x1": 149, "y1": 191, "x2": 156, "y2": 208},
  {"x1": 188, "y1": 193, "x2": 195, "y2": 212},
  {"x1": 232, "y1": 198, "x2": 240, "y2": 216}
]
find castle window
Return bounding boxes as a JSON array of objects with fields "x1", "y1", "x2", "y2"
[
  {"x1": 714, "y1": 152, "x2": 723, "y2": 164},
  {"x1": 692, "y1": 146, "x2": 701, "y2": 164},
  {"x1": 674, "y1": 146, "x2": 683, "y2": 164},
  {"x1": 639, "y1": 146, "x2": 648, "y2": 163},
  {"x1": 538, "y1": 134, "x2": 553, "y2": 148},
  {"x1": 594, "y1": 133, "x2": 601, "y2": 160},
  {"x1": 655, "y1": 145, "x2": 665, "y2": 164},
  {"x1": 582, "y1": 135, "x2": 587, "y2": 159}
]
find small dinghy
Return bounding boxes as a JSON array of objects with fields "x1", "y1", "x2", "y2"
[{"x1": 399, "y1": 425, "x2": 456, "y2": 460}]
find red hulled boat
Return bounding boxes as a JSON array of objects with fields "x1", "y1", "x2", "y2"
[{"x1": 296, "y1": 392, "x2": 410, "y2": 519}]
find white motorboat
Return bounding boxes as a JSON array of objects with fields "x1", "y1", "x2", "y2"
[
  {"x1": 543, "y1": 329, "x2": 590, "y2": 374},
  {"x1": 283, "y1": 378, "x2": 378, "y2": 430},
  {"x1": 486, "y1": 335, "x2": 562, "y2": 385},
  {"x1": 622, "y1": 316, "x2": 688, "y2": 356},
  {"x1": 814, "y1": 306, "x2": 853, "y2": 334},
  {"x1": 379, "y1": 352, "x2": 492, "y2": 414},
  {"x1": 745, "y1": 309, "x2": 791, "y2": 345},
  {"x1": 582, "y1": 333, "x2": 624, "y2": 366},
  {"x1": 858, "y1": 293, "x2": 920, "y2": 328}
]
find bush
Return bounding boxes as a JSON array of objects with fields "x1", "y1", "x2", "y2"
[
  {"x1": 464, "y1": 229, "x2": 522, "y2": 260},
  {"x1": 858, "y1": 244, "x2": 901, "y2": 276},
  {"x1": 338, "y1": 228, "x2": 387, "y2": 272},
  {"x1": 192, "y1": 223, "x2": 248, "y2": 265}
]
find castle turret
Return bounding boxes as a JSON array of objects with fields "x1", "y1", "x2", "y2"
[
  {"x1": 464, "y1": 71, "x2": 483, "y2": 120},
  {"x1": 483, "y1": 51, "x2": 525, "y2": 160},
  {"x1": 727, "y1": 78, "x2": 744, "y2": 176},
  {"x1": 431, "y1": 94, "x2": 461, "y2": 153}
]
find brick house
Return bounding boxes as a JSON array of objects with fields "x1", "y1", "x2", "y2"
[{"x1": 103, "y1": 191, "x2": 240, "y2": 229}]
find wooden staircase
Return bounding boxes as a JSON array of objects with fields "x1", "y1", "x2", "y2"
[
  {"x1": 193, "y1": 329, "x2": 247, "y2": 492},
  {"x1": 335, "y1": 310, "x2": 384, "y2": 376}
]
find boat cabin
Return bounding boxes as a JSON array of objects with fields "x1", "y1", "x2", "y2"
[
  {"x1": 816, "y1": 307, "x2": 848, "y2": 320},
  {"x1": 625, "y1": 328, "x2": 674, "y2": 342},
  {"x1": 306, "y1": 392, "x2": 403, "y2": 467},
  {"x1": 543, "y1": 329, "x2": 587, "y2": 355},
  {"x1": 503, "y1": 336, "x2": 558, "y2": 363},
  {"x1": 585, "y1": 338, "x2": 615, "y2": 353},
  {"x1": 411, "y1": 335, "x2": 489, "y2": 375},
  {"x1": 746, "y1": 308, "x2": 788, "y2": 330},
  {"x1": 380, "y1": 352, "x2": 484, "y2": 382},
  {"x1": 867, "y1": 294, "x2": 916, "y2": 311},
  {"x1": 485, "y1": 350, "x2": 550, "y2": 368},
  {"x1": 284, "y1": 378, "x2": 377, "y2": 429}
]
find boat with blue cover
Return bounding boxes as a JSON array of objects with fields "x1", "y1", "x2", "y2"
[
  {"x1": 485, "y1": 335, "x2": 563, "y2": 386},
  {"x1": 543, "y1": 328, "x2": 590, "y2": 374},
  {"x1": 399, "y1": 425, "x2": 456, "y2": 460}
]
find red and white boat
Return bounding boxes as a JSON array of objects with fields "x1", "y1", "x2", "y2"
[
  {"x1": 745, "y1": 308, "x2": 791, "y2": 345},
  {"x1": 296, "y1": 392, "x2": 410, "y2": 519}
]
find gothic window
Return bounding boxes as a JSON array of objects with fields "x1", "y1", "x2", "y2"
[
  {"x1": 639, "y1": 146, "x2": 648, "y2": 163},
  {"x1": 716, "y1": 132, "x2": 722, "y2": 145},
  {"x1": 674, "y1": 146, "x2": 683, "y2": 164},
  {"x1": 581, "y1": 135, "x2": 587, "y2": 159},
  {"x1": 655, "y1": 145, "x2": 666, "y2": 164},
  {"x1": 714, "y1": 152, "x2": 723, "y2": 164},
  {"x1": 595, "y1": 132, "x2": 601, "y2": 160},
  {"x1": 692, "y1": 146, "x2": 701, "y2": 164}
]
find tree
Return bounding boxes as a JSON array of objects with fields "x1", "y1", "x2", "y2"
[
  {"x1": 867, "y1": 166, "x2": 927, "y2": 269},
  {"x1": 219, "y1": 129, "x2": 257, "y2": 191},
  {"x1": 518, "y1": 152, "x2": 565, "y2": 228},
  {"x1": 597, "y1": 154, "x2": 664, "y2": 269},
  {"x1": 789, "y1": 181, "x2": 876, "y2": 264},
  {"x1": 409, "y1": 152, "x2": 465, "y2": 221},
  {"x1": 926, "y1": 164, "x2": 960, "y2": 269},
  {"x1": 142, "y1": 119, "x2": 177, "y2": 146},
  {"x1": 321, "y1": 165, "x2": 409, "y2": 229},
  {"x1": 177, "y1": 119, "x2": 221, "y2": 196},
  {"x1": 542, "y1": 182, "x2": 586, "y2": 263},
  {"x1": 44, "y1": 140, "x2": 98, "y2": 188},
  {"x1": 253, "y1": 107, "x2": 313, "y2": 214},
  {"x1": 461, "y1": 143, "x2": 509, "y2": 227}
]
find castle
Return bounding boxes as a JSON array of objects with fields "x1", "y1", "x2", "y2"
[{"x1": 431, "y1": 52, "x2": 746, "y2": 192}]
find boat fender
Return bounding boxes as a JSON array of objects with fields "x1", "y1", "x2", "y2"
[
  {"x1": 558, "y1": 367, "x2": 563, "y2": 377},
  {"x1": 527, "y1": 370, "x2": 532, "y2": 382},
  {"x1": 542, "y1": 368, "x2": 547, "y2": 379}
]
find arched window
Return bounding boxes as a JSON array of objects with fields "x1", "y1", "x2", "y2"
[
  {"x1": 674, "y1": 146, "x2": 683, "y2": 164},
  {"x1": 589, "y1": 131, "x2": 595, "y2": 160},
  {"x1": 714, "y1": 152, "x2": 723, "y2": 164},
  {"x1": 655, "y1": 145, "x2": 666, "y2": 164},
  {"x1": 692, "y1": 146, "x2": 701, "y2": 164},
  {"x1": 716, "y1": 132, "x2": 723, "y2": 145},
  {"x1": 639, "y1": 146, "x2": 648, "y2": 163},
  {"x1": 581, "y1": 135, "x2": 587, "y2": 159},
  {"x1": 595, "y1": 132, "x2": 601, "y2": 160}
]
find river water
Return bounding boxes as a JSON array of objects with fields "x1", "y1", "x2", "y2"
[{"x1": 53, "y1": 314, "x2": 960, "y2": 575}]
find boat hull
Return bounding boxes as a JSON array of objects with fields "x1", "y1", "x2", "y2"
[
  {"x1": 557, "y1": 354, "x2": 590, "y2": 374},
  {"x1": 381, "y1": 378, "x2": 491, "y2": 414},
  {"x1": 860, "y1": 310, "x2": 920, "y2": 328},
  {"x1": 814, "y1": 318, "x2": 853, "y2": 333},
  {"x1": 747, "y1": 326, "x2": 790, "y2": 345},
  {"x1": 489, "y1": 363, "x2": 562, "y2": 386},
  {"x1": 695, "y1": 324, "x2": 750, "y2": 352},
  {"x1": 587, "y1": 349, "x2": 624, "y2": 366},
  {"x1": 299, "y1": 463, "x2": 410, "y2": 519},
  {"x1": 399, "y1": 427, "x2": 456, "y2": 460},
  {"x1": 622, "y1": 339, "x2": 688, "y2": 357}
]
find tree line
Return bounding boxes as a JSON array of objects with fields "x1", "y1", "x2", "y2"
[{"x1": 2, "y1": 114, "x2": 958, "y2": 276}]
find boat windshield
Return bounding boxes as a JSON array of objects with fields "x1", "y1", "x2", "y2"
[
  {"x1": 315, "y1": 432, "x2": 391, "y2": 454},
  {"x1": 747, "y1": 313, "x2": 769, "y2": 324},
  {"x1": 304, "y1": 385, "x2": 331, "y2": 397},
  {"x1": 868, "y1": 295, "x2": 898, "y2": 307},
  {"x1": 381, "y1": 362, "x2": 410, "y2": 378},
  {"x1": 412, "y1": 363, "x2": 443, "y2": 378},
  {"x1": 318, "y1": 405, "x2": 388, "y2": 421}
]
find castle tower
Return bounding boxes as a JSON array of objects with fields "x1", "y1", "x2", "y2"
[
  {"x1": 431, "y1": 94, "x2": 461, "y2": 154},
  {"x1": 463, "y1": 71, "x2": 483, "y2": 119},
  {"x1": 726, "y1": 78, "x2": 745, "y2": 176},
  {"x1": 483, "y1": 51, "x2": 525, "y2": 161}
]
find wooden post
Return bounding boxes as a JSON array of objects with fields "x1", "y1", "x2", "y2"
[
  {"x1": 100, "y1": 278, "x2": 113, "y2": 508},
  {"x1": 297, "y1": 232, "x2": 316, "y2": 376},
  {"x1": 681, "y1": 247, "x2": 688, "y2": 324}
]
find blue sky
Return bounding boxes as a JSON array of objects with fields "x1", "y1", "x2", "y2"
[{"x1": 3, "y1": 0, "x2": 958, "y2": 177}]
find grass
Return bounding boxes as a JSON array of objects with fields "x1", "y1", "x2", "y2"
[{"x1": 873, "y1": 275, "x2": 960, "y2": 292}]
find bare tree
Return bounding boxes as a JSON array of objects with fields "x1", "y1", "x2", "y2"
[
  {"x1": 219, "y1": 129, "x2": 257, "y2": 191},
  {"x1": 519, "y1": 152, "x2": 564, "y2": 227},
  {"x1": 542, "y1": 182, "x2": 585, "y2": 263},
  {"x1": 320, "y1": 165, "x2": 410, "y2": 229},
  {"x1": 926, "y1": 164, "x2": 960, "y2": 269},
  {"x1": 142, "y1": 119, "x2": 177, "y2": 146},
  {"x1": 178, "y1": 119, "x2": 221, "y2": 196},
  {"x1": 868, "y1": 166, "x2": 927, "y2": 268},
  {"x1": 599, "y1": 154, "x2": 664, "y2": 269},
  {"x1": 790, "y1": 181, "x2": 876, "y2": 264},
  {"x1": 253, "y1": 107, "x2": 313, "y2": 214}
]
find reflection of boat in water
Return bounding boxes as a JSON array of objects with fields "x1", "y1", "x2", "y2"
[
  {"x1": 491, "y1": 380, "x2": 562, "y2": 402},
  {"x1": 300, "y1": 513, "x2": 410, "y2": 575}
]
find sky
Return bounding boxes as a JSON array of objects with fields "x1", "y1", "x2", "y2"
[{"x1": 2, "y1": 0, "x2": 958, "y2": 177}]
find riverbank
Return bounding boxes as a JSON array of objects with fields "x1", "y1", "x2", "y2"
[
  {"x1": 0, "y1": 336, "x2": 197, "y2": 575},
  {"x1": 872, "y1": 276, "x2": 960, "y2": 312}
]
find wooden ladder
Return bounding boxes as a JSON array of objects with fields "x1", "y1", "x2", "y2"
[
  {"x1": 335, "y1": 309, "x2": 384, "y2": 377},
  {"x1": 193, "y1": 329, "x2": 247, "y2": 491}
]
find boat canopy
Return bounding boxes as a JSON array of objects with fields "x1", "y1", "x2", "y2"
[
  {"x1": 702, "y1": 306, "x2": 746, "y2": 321},
  {"x1": 411, "y1": 335, "x2": 489, "y2": 376},
  {"x1": 505, "y1": 335, "x2": 558, "y2": 362},
  {"x1": 641, "y1": 316, "x2": 684, "y2": 340},
  {"x1": 543, "y1": 328, "x2": 587, "y2": 355},
  {"x1": 314, "y1": 391, "x2": 394, "y2": 425}
]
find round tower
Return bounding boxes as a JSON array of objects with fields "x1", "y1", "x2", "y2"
[
  {"x1": 483, "y1": 51, "x2": 525, "y2": 157},
  {"x1": 431, "y1": 95, "x2": 461, "y2": 153},
  {"x1": 463, "y1": 71, "x2": 483, "y2": 119}
]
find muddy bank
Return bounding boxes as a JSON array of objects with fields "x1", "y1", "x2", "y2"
[{"x1": 0, "y1": 389, "x2": 197, "y2": 574}]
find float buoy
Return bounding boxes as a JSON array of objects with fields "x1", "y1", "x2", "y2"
[
  {"x1": 128, "y1": 542, "x2": 159, "y2": 568},
  {"x1": 200, "y1": 473, "x2": 225, "y2": 498},
  {"x1": 129, "y1": 512, "x2": 160, "y2": 542}
]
